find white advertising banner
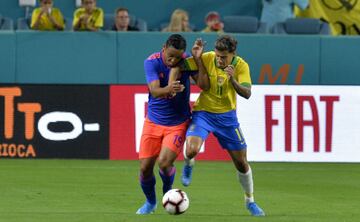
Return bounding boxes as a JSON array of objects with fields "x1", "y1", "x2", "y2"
[{"x1": 238, "y1": 85, "x2": 360, "y2": 162}]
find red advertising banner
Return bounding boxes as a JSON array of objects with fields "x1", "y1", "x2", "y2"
[{"x1": 109, "y1": 85, "x2": 230, "y2": 160}]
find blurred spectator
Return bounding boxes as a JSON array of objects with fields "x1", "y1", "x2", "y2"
[
  {"x1": 31, "y1": 0, "x2": 65, "y2": 31},
  {"x1": 201, "y1": 11, "x2": 224, "y2": 33},
  {"x1": 112, "y1": 7, "x2": 139, "y2": 31},
  {"x1": 162, "y1": 9, "x2": 192, "y2": 32},
  {"x1": 261, "y1": 0, "x2": 309, "y2": 32},
  {"x1": 73, "y1": 0, "x2": 103, "y2": 31}
]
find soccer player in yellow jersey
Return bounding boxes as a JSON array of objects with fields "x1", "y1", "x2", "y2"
[
  {"x1": 73, "y1": 0, "x2": 103, "y2": 31},
  {"x1": 31, "y1": 0, "x2": 65, "y2": 31},
  {"x1": 180, "y1": 36, "x2": 265, "y2": 216}
]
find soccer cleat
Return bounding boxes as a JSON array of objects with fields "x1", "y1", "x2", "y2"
[
  {"x1": 136, "y1": 201, "x2": 157, "y2": 215},
  {"x1": 181, "y1": 165, "x2": 193, "y2": 187},
  {"x1": 246, "y1": 202, "x2": 265, "y2": 216}
]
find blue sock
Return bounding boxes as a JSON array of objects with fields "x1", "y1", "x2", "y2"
[
  {"x1": 159, "y1": 167, "x2": 176, "y2": 195},
  {"x1": 139, "y1": 174, "x2": 156, "y2": 205}
]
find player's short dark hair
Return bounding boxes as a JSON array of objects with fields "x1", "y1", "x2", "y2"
[
  {"x1": 215, "y1": 35, "x2": 237, "y2": 53},
  {"x1": 165, "y1": 34, "x2": 187, "y2": 51}
]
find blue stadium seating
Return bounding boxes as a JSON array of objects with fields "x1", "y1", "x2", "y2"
[
  {"x1": 223, "y1": 16, "x2": 267, "y2": 33},
  {"x1": 0, "y1": 14, "x2": 14, "y2": 30},
  {"x1": 272, "y1": 18, "x2": 331, "y2": 35}
]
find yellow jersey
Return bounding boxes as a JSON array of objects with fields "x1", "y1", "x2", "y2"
[
  {"x1": 30, "y1": 8, "x2": 65, "y2": 31},
  {"x1": 73, "y1": 8, "x2": 104, "y2": 30},
  {"x1": 184, "y1": 51, "x2": 251, "y2": 113}
]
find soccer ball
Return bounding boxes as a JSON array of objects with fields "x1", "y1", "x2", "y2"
[{"x1": 162, "y1": 189, "x2": 189, "y2": 215}]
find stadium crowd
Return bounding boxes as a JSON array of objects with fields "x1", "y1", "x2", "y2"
[
  {"x1": 2, "y1": 0, "x2": 360, "y2": 35},
  {"x1": 29, "y1": 0, "x2": 309, "y2": 33}
]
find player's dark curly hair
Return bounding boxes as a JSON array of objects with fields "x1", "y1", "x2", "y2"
[
  {"x1": 215, "y1": 35, "x2": 237, "y2": 53},
  {"x1": 165, "y1": 34, "x2": 187, "y2": 50}
]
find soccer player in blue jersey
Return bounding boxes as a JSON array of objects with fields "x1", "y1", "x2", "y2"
[
  {"x1": 136, "y1": 34, "x2": 198, "y2": 214},
  {"x1": 179, "y1": 36, "x2": 266, "y2": 216}
]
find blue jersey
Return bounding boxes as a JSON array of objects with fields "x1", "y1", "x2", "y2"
[{"x1": 144, "y1": 52, "x2": 195, "y2": 126}]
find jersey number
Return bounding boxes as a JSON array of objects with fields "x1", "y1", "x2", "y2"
[{"x1": 173, "y1": 135, "x2": 183, "y2": 148}]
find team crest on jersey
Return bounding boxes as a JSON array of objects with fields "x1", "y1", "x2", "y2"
[{"x1": 217, "y1": 76, "x2": 225, "y2": 86}]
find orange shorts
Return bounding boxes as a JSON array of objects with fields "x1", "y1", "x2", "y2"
[{"x1": 139, "y1": 118, "x2": 189, "y2": 159}]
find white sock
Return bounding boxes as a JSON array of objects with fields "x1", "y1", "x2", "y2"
[
  {"x1": 237, "y1": 166, "x2": 254, "y2": 204},
  {"x1": 183, "y1": 148, "x2": 195, "y2": 166}
]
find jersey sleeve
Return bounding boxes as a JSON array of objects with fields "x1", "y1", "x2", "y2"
[
  {"x1": 30, "y1": 8, "x2": 40, "y2": 28},
  {"x1": 144, "y1": 59, "x2": 159, "y2": 84},
  {"x1": 54, "y1": 9, "x2": 65, "y2": 29},
  {"x1": 94, "y1": 8, "x2": 104, "y2": 28},
  {"x1": 235, "y1": 60, "x2": 252, "y2": 87},
  {"x1": 183, "y1": 52, "x2": 212, "y2": 71},
  {"x1": 183, "y1": 57, "x2": 197, "y2": 71},
  {"x1": 72, "y1": 9, "x2": 81, "y2": 27}
]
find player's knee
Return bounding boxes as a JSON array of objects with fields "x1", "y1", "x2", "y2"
[
  {"x1": 158, "y1": 156, "x2": 172, "y2": 170},
  {"x1": 237, "y1": 159, "x2": 249, "y2": 173},
  {"x1": 185, "y1": 145, "x2": 198, "y2": 159},
  {"x1": 185, "y1": 139, "x2": 201, "y2": 158}
]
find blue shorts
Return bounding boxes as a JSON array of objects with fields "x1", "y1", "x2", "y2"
[{"x1": 186, "y1": 110, "x2": 247, "y2": 150}]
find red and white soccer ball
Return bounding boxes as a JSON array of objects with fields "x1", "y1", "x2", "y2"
[{"x1": 162, "y1": 189, "x2": 189, "y2": 215}]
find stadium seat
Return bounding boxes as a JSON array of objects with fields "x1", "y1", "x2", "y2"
[
  {"x1": 64, "y1": 18, "x2": 72, "y2": 31},
  {"x1": 0, "y1": 15, "x2": 14, "y2": 30},
  {"x1": 223, "y1": 16, "x2": 267, "y2": 33},
  {"x1": 272, "y1": 18, "x2": 331, "y2": 35},
  {"x1": 17, "y1": 17, "x2": 72, "y2": 30},
  {"x1": 17, "y1": 17, "x2": 31, "y2": 30},
  {"x1": 103, "y1": 14, "x2": 147, "y2": 31},
  {"x1": 103, "y1": 14, "x2": 115, "y2": 30}
]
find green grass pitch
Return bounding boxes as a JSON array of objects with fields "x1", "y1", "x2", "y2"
[{"x1": 0, "y1": 159, "x2": 359, "y2": 222}]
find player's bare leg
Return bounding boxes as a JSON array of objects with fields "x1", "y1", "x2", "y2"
[
  {"x1": 158, "y1": 147, "x2": 178, "y2": 195},
  {"x1": 227, "y1": 149, "x2": 265, "y2": 216},
  {"x1": 181, "y1": 136, "x2": 202, "y2": 186},
  {"x1": 136, "y1": 157, "x2": 157, "y2": 214}
]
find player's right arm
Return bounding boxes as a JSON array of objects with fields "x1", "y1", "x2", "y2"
[
  {"x1": 184, "y1": 39, "x2": 210, "y2": 91},
  {"x1": 168, "y1": 65, "x2": 181, "y2": 86},
  {"x1": 192, "y1": 39, "x2": 210, "y2": 91},
  {"x1": 145, "y1": 58, "x2": 184, "y2": 98},
  {"x1": 148, "y1": 79, "x2": 183, "y2": 98}
]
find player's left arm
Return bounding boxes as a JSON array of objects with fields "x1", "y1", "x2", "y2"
[{"x1": 225, "y1": 63, "x2": 251, "y2": 99}]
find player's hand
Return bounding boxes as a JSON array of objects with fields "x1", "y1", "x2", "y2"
[
  {"x1": 224, "y1": 65, "x2": 235, "y2": 79},
  {"x1": 168, "y1": 80, "x2": 185, "y2": 98},
  {"x1": 191, "y1": 38, "x2": 205, "y2": 60},
  {"x1": 170, "y1": 80, "x2": 185, "y2": 93}
]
